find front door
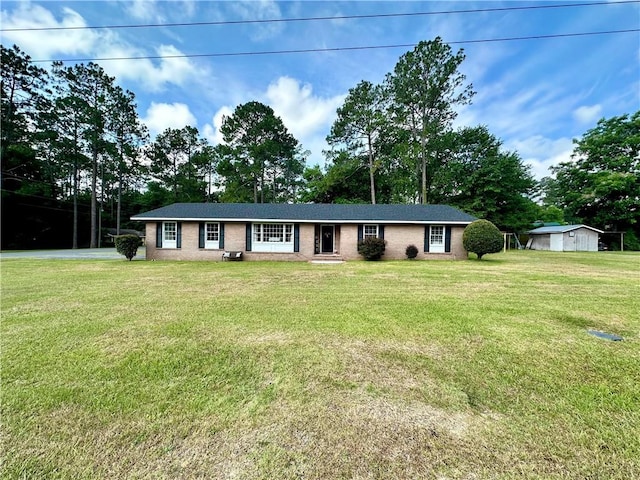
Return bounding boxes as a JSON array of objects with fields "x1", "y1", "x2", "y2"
[{"x1": 321, "y1": 225, "x2": 334, "y2": 253}]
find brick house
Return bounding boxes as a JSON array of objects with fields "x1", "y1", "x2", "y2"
[{"x1": 131, "y1": 203, "x2": 476, "y2": 261}]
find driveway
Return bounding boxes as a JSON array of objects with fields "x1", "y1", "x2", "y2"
[{"x1": 0, "y1": 247, "x2": 146, "y2": 260}]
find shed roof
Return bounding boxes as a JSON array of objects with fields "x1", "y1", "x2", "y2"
[
  {"x1": 131, "y1": 203, "x2": 477, "y2": 224},
  {"x1": 528, "y1": 224, "x2": 604, "y2": 234}
]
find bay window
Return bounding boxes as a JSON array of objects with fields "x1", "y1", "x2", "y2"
[{"x1": 252, "y1": 223, "x2": 294, "y2": 252}]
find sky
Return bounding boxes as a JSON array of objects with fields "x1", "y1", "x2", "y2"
[{"x1": 1, "y1": 0, "x2": 639, "y2": 180}]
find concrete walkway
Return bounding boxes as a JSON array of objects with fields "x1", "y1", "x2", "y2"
[{"x1": 0, "y1": 247, "x2": 146, "y2": 260}]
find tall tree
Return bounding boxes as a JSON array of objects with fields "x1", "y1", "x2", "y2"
[
  {"x1": 434, "y1": 126, "x2": 537, "y2": 232},
  {"x1": 301, "y1": 154, "x2": 371, "y2": 204},
  {"x1": 549, "y1": 112, "x2": 640, "y2": 247},
  {"x1": 273, "y1": 144, "x2": 308, "y2": 203},
  {"x1": 1, "y1": 44, "x2": 50, "y2": 195},
  {"x1": 327, "y1": 81, "x2": 387, "y2": 204},
  {"x1": 147, "y1": 126, "x2": 209, "y2": 202},
  {"x1": 386, "y1": 37, "x2": 474, "y2": 204},
  {"x1": 218, "y1": 101, "x2": 301, "y2": 203},
  {"x1": 0, "y1": 45, "x2": 71, "y2": 250},
  {"x1": 41, "y1": 92, "x2": 91, "y2": 248},
  {"x1": 199, "y1": 144, "x2": 222, "y2": 202},
  {"x1": 106, "y1": 86, "x2": 148, "y2": 234},
  {"x1": 52, "y1": 62, "x2": 118, "y2": 248}
]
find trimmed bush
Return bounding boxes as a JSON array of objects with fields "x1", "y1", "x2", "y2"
[
  {"x1": 358, "y1": 237, "x2": 386, "y2": 261},
  {"x1": 115, "y1": 234, "x2": 143, "y2": 261},
  {"x1": 405, "y1": 244, "x2": 419, "y2": 259},
  {"x1": 463, "y1": 219, "x2": 503, "y2": 260}
]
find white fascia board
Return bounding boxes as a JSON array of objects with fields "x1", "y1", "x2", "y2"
[
  {"x1": 552, "y1": 225, "x2": 604, "y2": 234},
  {"x1": 132, "y1": 217, "x2": 473, "y2": 225},
  {"x1": 571, "y1": 225, "x2": 604, "y2": 234}
]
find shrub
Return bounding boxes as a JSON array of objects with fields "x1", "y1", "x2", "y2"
[
  {"x1": 358, "y1": 237, "x2": 386, "y2": 261},
  {"x1": 405, "y1": 244, "x2": 419, "y2": 259},
  {"x1": 463, "y1": 219, "x2": 503, "y2": 260},
  {"x1": 115, "y1": 234, "x2": 143, "y2": 261}
]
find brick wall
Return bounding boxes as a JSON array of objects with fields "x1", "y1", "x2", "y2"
[{"x1": 144, "y1": 221, "x2": 468, "y2": 261}]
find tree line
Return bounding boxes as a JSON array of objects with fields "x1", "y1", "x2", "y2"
[{"x1": 2, "y1": 40, "x2": 638, "y2": 250}]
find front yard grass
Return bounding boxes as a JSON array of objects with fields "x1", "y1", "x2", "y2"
[{"x1": 1, "y1": 251, "x2": 639, "y2": 479}]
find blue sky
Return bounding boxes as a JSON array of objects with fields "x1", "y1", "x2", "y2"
[{"x1": 2, "y1": 0, "x2": 639, "y2": 179}]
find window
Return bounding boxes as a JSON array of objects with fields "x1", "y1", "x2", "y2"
[
  {"x1": 252, "y1": 223, "x2": 294, "y2": 252},
  {"x1": 364, "y1": 225, "x2": 379, "y2": 239},
  {"x1": 163, "y1": 222, "x2": 177, "y2": 248},
  {"x1": 206, "y1": 223, "x2": 219, "y2": 242},
  {"x1": 205, "y1": 222, "x2": 219, "y2": 249},
  {"x1": 429, "y1": 225, "x2": 445, "y2": 253}
]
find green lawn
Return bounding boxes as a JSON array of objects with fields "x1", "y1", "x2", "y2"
[{"x1": 2, "y1": 251, "x2": 639, "y2": 479}]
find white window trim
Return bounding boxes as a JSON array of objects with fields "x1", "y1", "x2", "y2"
[
  {"x1": 204, "y1": 222, "x2": 220, "y2": 250},
  {"x1": 252, "y1": 223, "x2": 294, "y2": 253},
  {"x1": 429, "y1": 225, "x2": 445, "y2": 253},
  {"x1": 363, "y1": 224, "x2": 379, "y2": 239},
  {"x1": 163, "y1": 221, "x2": 177, "y2": 249}
]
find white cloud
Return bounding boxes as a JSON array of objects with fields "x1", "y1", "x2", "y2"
[
  {"x1": 104, "y1": 44, "x2": 202, "y2": 92},
  {"x1": 265, "y1": 76, "x2": 344, "y2": 140},
  {"x1": 125, "y1": 0, "x2": 164, "y2": 22},
  {"x1": 202, "y1": 106, "x2": 234, "y2": 145},
  {"x1": 142, "y1": 102, "x2": 197, "y2": 138},
  {"x1": 180, "y1": 1, "x2": 198, "y2": 19},
  {"x1": 125, "y1": 0, "x2": 196, "y2": 22},
  {"x1": 507, "y1": 136, "x2": 574, "y2": 180},
  {"x1": 229, "y1": 0, "x2": 283, "y2": 41},
  {"x1": 199, "y1": 77, "x2": 344, "y2": 166},
  {"x1": 1, "y1": 3, "x2": 203, "y2": 92},
  {"x1": 263, "y1": 77, "x2": 345, "y2": 165},
  {"x1": 0, "y1": 4, "x2": 99, "y2": 59},
  {"x1": 573, "y1": 104, "x2": 602, "y2": 124}
]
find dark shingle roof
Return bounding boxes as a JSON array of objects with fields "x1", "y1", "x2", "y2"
[{"x1": 131, "y1": 203, "x2": 476, "y2": 224}]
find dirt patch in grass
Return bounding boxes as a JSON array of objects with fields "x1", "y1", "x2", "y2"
[
  {"x1": 235, "y1": 330, "x2": 298, "y2": 347},
  {"x1": 7, "y1": 392, "x2": 634, "y2": 480},
  {"x1": 251, "y1": 395, "x2": 490, "y2": 479},
  {"x1": 325, "y1": 337, "x2": 445, "y2": 398},
  {"x1": 66, "y1": 395, "x2": 496, "y2": 480}
]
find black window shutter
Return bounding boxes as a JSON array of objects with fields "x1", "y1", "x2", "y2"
[
  {"x1": 176, "y1": 222, "x2": 182, "y2": 248},
  {"x1": 445, "y1": 226, "x2": 452, "y2": 253},
  {"x1": 424, "y1": 226, "x2": 429, "y2": 252},
  {"x1": 379, "y1": 225, "x2": 385, "y2": 239},
  {"x1": 245, "y1": 223, "x2": 252, "y2": 251},
  {"x1": 314, "y1": 225, "x2": 320, "y2": 254},
  {"x1": 294, "y1": 224, "x2": 300, "y2": 252},
  {"x1": 156, "y1": 222, "x2": 163, "y2": 248},
  {"x1": 357, "y1": 225, "x2": 363, "y2": 242},
  {"x1": 219, "y1": 223, "x2": 225, "y2": 249},
  {"x1": 199, "y1": 222, "x2": 205, "y2": 248}
]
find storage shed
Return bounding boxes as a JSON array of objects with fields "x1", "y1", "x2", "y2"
[{"x1": 526, "y1": 225, "x2": 603, "y2": 252}]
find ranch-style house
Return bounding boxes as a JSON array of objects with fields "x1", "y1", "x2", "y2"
[{"x1": 131, "y1": 203, "x2": 477, "y2": 261}]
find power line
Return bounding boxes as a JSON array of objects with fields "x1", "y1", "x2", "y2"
[
  {"x1": 2, "y1": 0, "x2": 638, "y2": 32},
  {"x1": 0, "y1": 188, "x2": 92, "y2": 208},
  {"x1": 31, "y1": 29, "x2": 640, "y2": 64}
]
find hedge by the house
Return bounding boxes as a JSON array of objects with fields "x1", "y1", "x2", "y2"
[{"x1": 358, "y1": 237, "x2": 386, "y2": 261}]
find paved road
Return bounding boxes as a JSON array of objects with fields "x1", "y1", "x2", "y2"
[{"x1": 0, "y1": 247, "x2": 146, "y2": 260}]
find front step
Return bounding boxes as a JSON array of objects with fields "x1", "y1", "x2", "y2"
[{"x1": 310, "y1": 254, "x2": 344, "y2": 264}]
